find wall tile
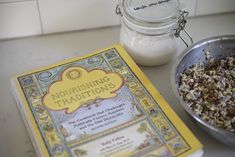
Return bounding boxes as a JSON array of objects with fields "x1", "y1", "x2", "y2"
[
  {"x1": 0, "y1": 0, "x2": 34, "y2": 3},
  {"x1": 0, "y1": 0, "x2": 234, "y2": 39},
  {"x1": 0, "y1": 1, "x2": 42, "y2": 39},
  {"x1": 179, "y1": 0, "x2": 197, "y2": 16},
  {"x1": 38, "y1": 0, "x2": 120, "y2": 34},
  {"x1": 197, "y1": 0, "x2": 235, "y2": 15}
]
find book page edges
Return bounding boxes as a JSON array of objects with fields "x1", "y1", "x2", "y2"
[{"x1": 11, "y1": 78, "x2": 50, "y2": 157}]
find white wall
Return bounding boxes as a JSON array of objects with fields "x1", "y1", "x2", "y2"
[{"x1": 0, "y1": 0, "x2": 234, "y2": 40}]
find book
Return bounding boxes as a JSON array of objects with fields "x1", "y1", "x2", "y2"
[{"x1": 11, "y1": 44, "x2": 203, "y2": 157}]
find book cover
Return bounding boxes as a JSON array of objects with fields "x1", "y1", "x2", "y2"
[{"x1": 11, "y1": 44, "x2": 202, "y2": 157}]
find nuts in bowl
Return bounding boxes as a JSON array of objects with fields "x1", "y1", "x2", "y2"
[
  {"x1": 172, "y1": 35, "x2": 235, "y2": 147},
  {"x1": 179, "y1": 54, "x2": 235, "y2": 133}
]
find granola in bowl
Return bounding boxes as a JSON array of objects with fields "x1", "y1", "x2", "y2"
[{"x1": 178, "y1": 53, "x2": 235, "y2": 133}]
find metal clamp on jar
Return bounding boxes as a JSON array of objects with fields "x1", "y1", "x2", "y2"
[{"x1": 116, "y1": 0, "x2": 192, "y2": 66}]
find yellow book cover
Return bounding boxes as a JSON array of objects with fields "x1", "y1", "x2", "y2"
[{"x1": 11, "y1": 44, "x2": 202, "y2": 157}]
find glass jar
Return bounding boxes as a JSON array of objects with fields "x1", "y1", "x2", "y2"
[{"x1": 117, "y1": 0, "x2": 191, "y2": 66}]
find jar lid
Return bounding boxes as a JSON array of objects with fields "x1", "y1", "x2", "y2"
[{"x1": 121, "y1": 0, "x2": 180, "y2": 31}]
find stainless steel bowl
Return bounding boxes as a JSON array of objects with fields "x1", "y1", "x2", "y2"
[{"x1": 171, "y1": 35, "x2": 235, "y2": 147}]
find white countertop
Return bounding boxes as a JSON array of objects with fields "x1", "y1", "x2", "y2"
[{"x1": 0, "y1": 13, "x2": 235, "y2": 157}]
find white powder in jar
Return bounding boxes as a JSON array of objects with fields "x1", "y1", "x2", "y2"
[{"x1": 120, "y1": 24, "x2": 177, "y2": 66}]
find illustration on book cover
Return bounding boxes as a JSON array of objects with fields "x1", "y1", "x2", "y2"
[{"x1": 18, "y1": 49, "x2": 190, "y2": 157}]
